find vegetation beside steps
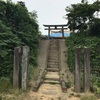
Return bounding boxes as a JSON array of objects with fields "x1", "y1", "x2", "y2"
[
  {"x1": 65, "y1": 0, "x2": 100, "y2": 99},
  {"x1": 0, "y1": 0, "x2": 40, "y2": 99},
  {"x1": 0, "y1": 1, "x2": 40, "y2": 76}
]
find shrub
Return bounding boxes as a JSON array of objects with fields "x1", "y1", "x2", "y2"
[
  {"x1": 80, "y1": 94, "x2": 97, "y2": 100},
  {"x1": 65, "y1": 33, "x2": 100, "y2": 88},
  {"x1": 0, "y1": 77, "x2": 12, "y2": 93}
]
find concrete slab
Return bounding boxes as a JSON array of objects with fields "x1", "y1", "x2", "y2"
[{"x1": 37, "y1": 40, "x2": 50, "y2": 69}]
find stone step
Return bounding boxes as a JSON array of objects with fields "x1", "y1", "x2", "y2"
[
  {"x1": 50, "y1": 44, "x2": 59, "y2": 46},
  {"x1": 49, "y1": 45, "x2": 59, "y2": 47},
  {"x1": 49, "y1": 48, "x2": 59, "y2": 50},
  {"x1": 49, "y1": 50, "x2": 59, "y2": 52},
  {"x1": 48, "y1": 62, "x2": 59, "y2": 65},
  {"x1": 50, "y1": 50, "x2": 59, "y2": 53},
  {"x1": 50, "y1": 42, "x2": 58, "y2": 43},
  {"x1": 47, "y1": 62, "x2": 59, "y2": 67},
  {"x1": 49, "y1": 52, "x2": 59, "y2": 54},
  {"x1": 50, "y1": 42, "x2": 58, "y2": 44},
  {"x1": 48, "y1": 55, "x2": 59, "y2": 57},
  {"x1": 48, "y1": 57, "x2": 59, "y2": 60},
  {"x1": 48, "y1": 58, "x2": 59, "y2": 61},
  {"x1": 50, "y1": 46, "x2": 58, "y2": 47},
  {"x1": 46, "y1": 68, "x2": 59, "y2": 72},
  {"x1": 47, "y1": 65, "x2": 59, "y2": 68},
  {"x1": 43, "y1": 80, "x2": 60, "y2": 84},
  {"x1": 45, "y1": 72, "x2": 60, "y2": 81},
  {"x1": 49, "y1": 53, "x2": 59, "y2": 55},
  {"x1": 49, "y1": 55, "x2": 59, "y2": 57},
  {"x1": 50, "y1": 46, "x2": 59, "y2": 47},
  {"x1": 48, "y1": 59, "x2": 59, "y2": 62},
  {"x1": 49, "y1": 51, "x2": 59, "y2": 53},
  {"x1": 48, "y1": 65, "x2": 59, "y2": 67},
  {"x1": 48, "y1": 65, "x2": 59, "y2": 68},
  {"x1": 49, "y1": 52, "x2": 59, "y2": 53},
  {"x1": 50, "y1": 47, "x2": 59, "y2": 48},
  {"x1": 50, "y1": 49, "x2": 59, "y2": 53},
  {"x1": 48, "y1": 60, "x2": 59, "y2": 62}
]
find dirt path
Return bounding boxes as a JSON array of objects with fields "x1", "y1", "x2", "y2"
[{"x1": 28, "y1": 86, "x2": 80, "y2": 100}]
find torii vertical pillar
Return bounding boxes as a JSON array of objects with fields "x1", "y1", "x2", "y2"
[
  {"x1": 48, "y1": 27, "x2": 50, "y2": 39},
  {"x1": 62, "y1": 26, "x2": 64, "y2": 38}
]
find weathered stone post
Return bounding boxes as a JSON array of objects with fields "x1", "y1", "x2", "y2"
[
  {"x1": 13, "y1": 47, "x2": 20, "y2": 88},
  {"x1": 22, "y1": 46, "x2": 29, "y2": 90},
  {"x1": 84, "y1": 47, "x2": 90, "y2": 92},
  {"x1": 75, "y1": 47, "x2": 81, "y2": 93}
]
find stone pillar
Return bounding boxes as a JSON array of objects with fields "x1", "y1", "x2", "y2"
[
  {"x1": 84, "y1": 48, "x2": 90, "y2": 92},
  {"x1": 13, "y1": 47, "x2": 20, "y2": 88},
  {"x1": 48, "y1": 27, "x2": 50, "y2": 39},
  {"x1": 22, "y1": 46, "x2": 29, "y2": 89},
  {"x1": 75, "y1": 48, "x2": 81, "y2": 93}
]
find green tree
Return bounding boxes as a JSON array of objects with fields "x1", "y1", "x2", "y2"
[
  {"x1": 0, "y1": 20, "x2": 20, "y2": 77},
  {"x1": 65, "y1": 0, "x2": 100, "y2": 33},
  {"x1": 89, "y1": 18, "x2": 100, "y2": 36},
  {"x1": 0, "y1": 0, "x2": 40, "y2": 78}
]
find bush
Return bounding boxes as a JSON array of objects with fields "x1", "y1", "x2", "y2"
[
  {"x1": 80, "y1": 94, "x2": 97, "y2": 100},
  {"x1": 66, "y1": 33, "x2": 100, "y2": 71},
  {"x1": 0, "y1": 77, "x2": 12, "y2": 93},
  {"x1": 65, "y1": 33, "x2": 100, "y2": 87}
]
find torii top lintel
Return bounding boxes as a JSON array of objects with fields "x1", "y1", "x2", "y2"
[
  {"x1": 43, "y1": 24, "x2": 67, "y2": 27},
  {"x1": 43, "y1": 24, "x2": 67, "y2": 39}
]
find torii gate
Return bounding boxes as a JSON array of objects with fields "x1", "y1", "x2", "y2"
[{"x1": 43, "y1": 24, "x2": 68, "y2": 39}]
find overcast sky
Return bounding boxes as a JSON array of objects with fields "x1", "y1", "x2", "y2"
[{"x1": 9, "y1": 0, "x2": 93, "y2": 35}]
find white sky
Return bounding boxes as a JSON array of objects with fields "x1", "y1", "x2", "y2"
[{"x1": 8, "y1": 0, "x2": 94, "y2": 35}]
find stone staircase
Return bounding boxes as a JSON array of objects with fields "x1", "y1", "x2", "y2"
[
  {"x1": 44, "y1": 39, "x2": 60, "y2": 84},
  {"x1": 33, "y1": 39, "x2": 67, "y2": 93}
]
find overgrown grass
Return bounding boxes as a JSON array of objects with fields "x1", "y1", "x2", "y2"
[
  {"x1": 80, "y1": 94, "x2": 97, "y2": 100},
  {"x1": 0, "y1": 77, "x2": 12, "y2": 93},
  {"x1": 0, "y1": 64, "x2": 36, "y2": 99}
]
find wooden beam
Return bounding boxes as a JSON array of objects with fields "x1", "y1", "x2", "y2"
[
  {"x1": 43, "y1": 24, "x2": 67, "y2": 27},
  {"x1": 45, "y1": 28, "x2": 68, "y2": 30}
]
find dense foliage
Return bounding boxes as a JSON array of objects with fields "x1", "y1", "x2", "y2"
[
  {"x1": 0, "y1": 0, "x2": 40, "y2": 78},
  {"x1": 66, "y1": 33, "x2": 100, "y2": 88},
  {"x1": 65, "y1": 0, "x2": 100, "y2": 89},
  {"x1": 66, "y1": 33, "x2": 100, "y2": 73}
]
